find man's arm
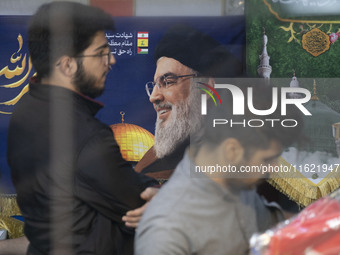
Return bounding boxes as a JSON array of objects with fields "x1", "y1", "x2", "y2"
[
  {"x1": 0, "y1": 236, "x2": 29, "y2": 255},
  {"x1": 76, "y1": 129, "x2": 157, "y2": 223},
  {"x1": 135, "y1": 217, "x2": 191, "y2": 255},
  {"x1": 122, "y1": 187, "x2": 159, "y2": 228}
]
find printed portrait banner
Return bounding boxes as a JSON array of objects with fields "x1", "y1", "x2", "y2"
[{"x1": 0, "y1": 15, "x2": 245, "y2": 193}]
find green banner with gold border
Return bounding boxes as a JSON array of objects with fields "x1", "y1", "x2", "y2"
[{"x1": 246, "y1": 0, "x2": 340, "y2": 113}]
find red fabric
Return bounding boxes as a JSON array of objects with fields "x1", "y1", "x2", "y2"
[{"x1": 268, "y1": 197, "x2": 340, "y2": 254}]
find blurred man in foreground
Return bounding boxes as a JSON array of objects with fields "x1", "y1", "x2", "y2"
[{"x1": 135, "y1": 85, "x2": 304, "y2": 255}]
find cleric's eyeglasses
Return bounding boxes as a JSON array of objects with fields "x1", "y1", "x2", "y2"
[
  {"x1": 74, "y1": 51, "x2": 113, "y2": 65},
  {"x1": 145, "y1": 73, "x2": 197, "y2": 97}
]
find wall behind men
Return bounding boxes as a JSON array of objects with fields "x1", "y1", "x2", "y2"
[
  {"x1": 0, "y1": 0, "x2": 90, "y2": 15},
  {"x1": 0, "y1": 0, "x2": 245, "y2": 16}
]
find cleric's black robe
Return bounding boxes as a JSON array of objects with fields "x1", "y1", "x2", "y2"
[{"x1": 135, "y1": 139, "x2": 189, "y2": 183}]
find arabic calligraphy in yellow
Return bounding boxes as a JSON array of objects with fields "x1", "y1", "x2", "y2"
[{"x1": 0, "y1": 34, "x2": 34, "y2": 115}]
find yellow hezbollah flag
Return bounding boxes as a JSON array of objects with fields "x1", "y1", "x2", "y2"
[{"x1": 137, "y1": 39, "x2": 148, "y2": 47}]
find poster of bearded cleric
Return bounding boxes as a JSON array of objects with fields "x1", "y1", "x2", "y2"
[
  {"x1": 245, "y1": 0, "x2": 340, "y2": 207},
  {"x1": 0, "y1": 12, "x2": 245, "y2": 239}
]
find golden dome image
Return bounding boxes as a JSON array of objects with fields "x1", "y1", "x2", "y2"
[{"x1": 110, "y1": 112, "x2": 154, "y2": 162}]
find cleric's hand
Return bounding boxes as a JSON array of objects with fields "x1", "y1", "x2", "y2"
[{"x1": 122, "y1": 187, "x2": 159, "y2": 228}]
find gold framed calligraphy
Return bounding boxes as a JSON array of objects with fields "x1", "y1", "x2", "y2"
[{"x1": 0, "y1": 34, "x2": 34, "y2": 115}]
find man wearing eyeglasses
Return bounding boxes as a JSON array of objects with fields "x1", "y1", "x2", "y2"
[
  {"x1": 134, "y1": 24, "x2": 242, "y2": 182},
  {"x1": 7, "y1": 2, "x2": 157, "y2": 255}
]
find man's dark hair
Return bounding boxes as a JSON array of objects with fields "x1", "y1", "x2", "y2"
[
  {"x1": 28, "y1": 1, "x2": 115, "y2": 80},
  {"x1": 200, "y1": 80, "x2": 304, "y2": 152}
]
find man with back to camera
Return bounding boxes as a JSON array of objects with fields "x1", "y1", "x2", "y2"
[
  {"x1": 6, "y1": 2, "x2": 158, "y2": 255},
  {"x1": 135, "y1": 84, "x2": 304, "y2": 255}
]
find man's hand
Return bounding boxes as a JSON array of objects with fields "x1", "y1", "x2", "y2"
[
  {"x1": 122, "y1": 187, "x2": 159, "y2": 228},
  {"x1": 0, "y1": 236, "x2": 29, "y2": 255}
]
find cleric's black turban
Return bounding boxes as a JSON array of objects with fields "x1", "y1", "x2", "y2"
[{"x1": 154, "y1": 24, "x2": 242, "y2": 77}]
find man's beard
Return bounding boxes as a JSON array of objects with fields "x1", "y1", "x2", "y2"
[
  {"x1": 73, "y1": 59, "x2": 105, "y2": 98},
  {"x1": 154, "y1": 84, "x2": 202, "y2": 158}
]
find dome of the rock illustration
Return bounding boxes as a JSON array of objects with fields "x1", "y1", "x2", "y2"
[{"x1": 110, "y1": 112, "x2": 154, "y2": 162}]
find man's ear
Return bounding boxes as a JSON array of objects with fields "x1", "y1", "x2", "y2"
[
  {"x1": 222, "y1": 138, "x2": 244, "y2": 164},
  {"x1": 56, "y1": 56, "x2": 78, "y2": 77}
]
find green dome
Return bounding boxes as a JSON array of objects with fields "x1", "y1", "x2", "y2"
[{"x1": 302, "y1": 100, "x2": 340, "y2": 156}]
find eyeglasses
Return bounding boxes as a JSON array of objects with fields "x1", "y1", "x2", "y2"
[
  {"x1": 74, "y1": 51, "x2": 113, "y2": 64},
  {"x1": 145, "y1": 73, "x2": 197, "y2": 97}
]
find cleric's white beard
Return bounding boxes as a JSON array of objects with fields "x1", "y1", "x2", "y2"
[{"x1": 154, "y1": 87, "x2": 202, "y2": 159}]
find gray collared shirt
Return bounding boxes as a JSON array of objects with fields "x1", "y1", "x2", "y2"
[{"x1": 135, "y1": 153, "x2": 283, "y2": 255}]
